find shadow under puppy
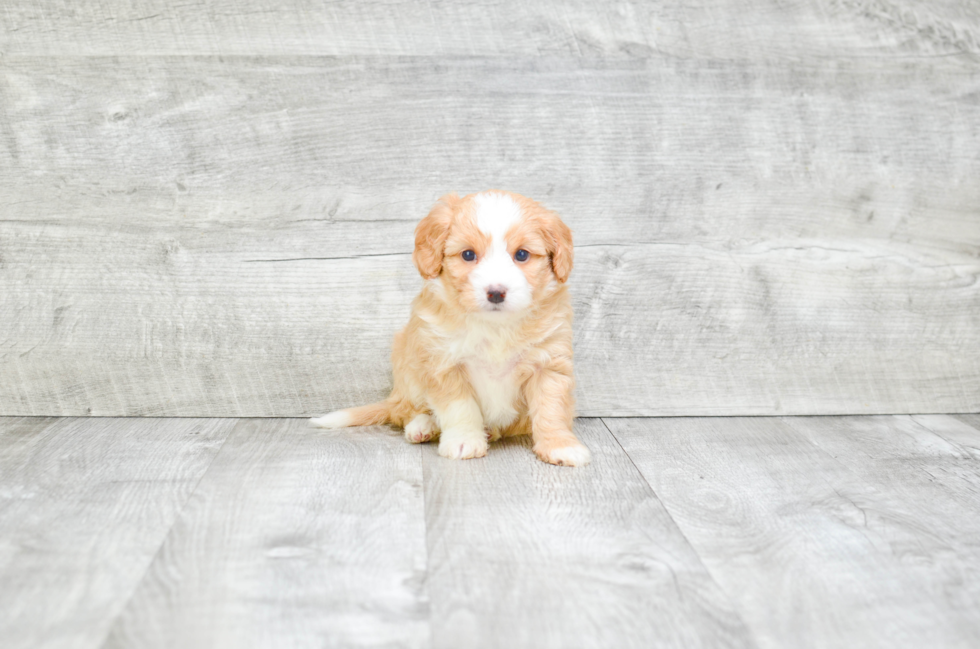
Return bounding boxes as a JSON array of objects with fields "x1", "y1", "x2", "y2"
[{"x1": 311, "y1": 190, "x2": 590, "y2": 467}]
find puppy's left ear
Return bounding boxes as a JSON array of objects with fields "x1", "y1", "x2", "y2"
[
  {"x1": 413, "y1": 194, "x2": 457, "y2": 279},
  {"x1": 544, "y1": 212, "x2": 574, "y2": 283}
]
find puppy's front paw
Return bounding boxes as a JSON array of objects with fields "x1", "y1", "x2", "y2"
[
  {"x1": 533, "y1": 437, "x2": 592, "y2": 467},
  {"x1": 405, "y1": 413, "x2": 438, "y2": 443},
  {"x1": 438, "y1": 431, "x2": 488, "y2": 460}
]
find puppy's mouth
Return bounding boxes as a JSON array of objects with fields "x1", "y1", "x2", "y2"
[{"x1": 481, "y1": 302, "x2": 511, "y2": 313}]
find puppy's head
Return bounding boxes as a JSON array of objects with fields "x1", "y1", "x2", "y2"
[{"x1": 413, "y1": 190, "x2": 573, "y2": 314}]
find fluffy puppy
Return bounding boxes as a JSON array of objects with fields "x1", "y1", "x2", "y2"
[{"x1": 310, "y1": 190, "x2": 590, "y2": 467}]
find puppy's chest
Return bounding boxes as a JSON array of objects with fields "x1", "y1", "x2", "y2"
[{"x1": 452, "y1": 337, "x2": 525, "y2": 427}]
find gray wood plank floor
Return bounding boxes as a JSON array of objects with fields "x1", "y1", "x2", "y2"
[
  {"x1": 0, "y1": 417, "x2": 236, "y2": 649},
  {"x1": 2, "y1": 415, "x2": 980, "y2": 648},
  {"x1": 101, "y1": 419, "x2": 428, "y2": 649}
]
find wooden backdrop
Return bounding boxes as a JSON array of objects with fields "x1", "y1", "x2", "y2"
[{"x1": 1, "y1": 1, "x2": 978, "y2": 417}]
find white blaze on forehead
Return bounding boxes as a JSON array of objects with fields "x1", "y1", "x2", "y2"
[
  {"x1": 474, "y1": 192, "x2": 522, "y2": 243},
  {"x1": 469, "y1": 192, "x2": 532, "y2": 312}
]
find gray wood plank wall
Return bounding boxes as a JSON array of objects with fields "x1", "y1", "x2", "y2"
[{"x1": 1, "y1": 2, "x2": 978, "y2": 416}]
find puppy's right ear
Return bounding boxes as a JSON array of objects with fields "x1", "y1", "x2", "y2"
[{"x1": 413, "y1": 194, "x2": 457, "y2": 279}]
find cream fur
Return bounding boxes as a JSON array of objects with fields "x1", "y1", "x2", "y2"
[
  {"x1": 310, "y1": 190, "x2": 590, "y2": 467},
  {"x1": 309, "y1": 410, "x2": 352, "y2": 429}
]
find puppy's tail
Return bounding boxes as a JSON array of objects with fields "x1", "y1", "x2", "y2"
[{"x1": 309, "y1": 399, "x2": 394, "y2": 429}]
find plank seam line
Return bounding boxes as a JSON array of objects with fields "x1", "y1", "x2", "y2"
[
  {"x1": 597, "y1": 417, "x2": 704, "y2": 548},
  {"x1": 89, "y1": 418, "x2": 239, "y2": 648},
  {"x1": 596, "y1": 416, "x2": 757, "y2": 643},
  {"x1": 909, "y1": 414, "x2": 980, "y2": 457},
  {"x1": 775, "y1": 416, "x2": 929, "y2": 521},
  {"x1": 417, "y1": 443, "x2": 435, "y2": 649},
  {"x1": 243, "y1": 252, "x2": 410, "y2": 263},
  {"x1": 593, "y1": 412, "x2": 980, "y2": 419}
]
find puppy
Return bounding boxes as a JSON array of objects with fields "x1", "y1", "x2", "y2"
[{"x1": 310, "y1": 190, "x2": 590, "y2": 466}]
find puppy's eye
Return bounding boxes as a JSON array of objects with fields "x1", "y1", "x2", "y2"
[
  {"x1": 461, "y1": 250, "x2": 476, "y2": 262},
  {"x1": 514, "y1": 249, "x2": 530, "y2": 262}
]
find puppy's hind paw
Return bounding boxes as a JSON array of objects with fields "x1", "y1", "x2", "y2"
[
  {"x1": 309, "y1": 410, "x2": 352, "y2": 429},
  {"x1": 533, "y1": 437, "x2": 592, "y2": 467},
  {"x1": 404, "y1": 413, "x2": 438, "y2": 443}
]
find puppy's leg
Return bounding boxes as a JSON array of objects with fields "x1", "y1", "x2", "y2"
[
  {"x1": 404, "y1": 412, "x2": 439, "y2": 444},
  {"x1": 526, "y1": 369, "x2": 591, "y2": 467},
  {"x1": 432, "y1": 398, "x2": 488, "y2": 460}
]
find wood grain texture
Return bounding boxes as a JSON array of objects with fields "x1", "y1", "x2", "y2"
[
  {"x1": 948, "y1": 414, "x2": 980, "y2": 454},
  {"x1": 101, "y1": 418, "x2": 429, "y2": 649},
  {"x1": 3, "y1": 56, "x2": 979, "y2": 245},
  {"x1": 0, "y1": 416, "x2": 234, "y2": 649},
  {"x1": 779, "y1": 415, "x2": 980, "y2": 635},
  {"x1": 1, "y1": 54, "x2": 978, "y2": 416},
  {"x1": 913, "y1": 414, "x2": 980, "y2": 459},
  {"x1": 422, "y1": 418, "x2": 754, "y2": 649},
  {"x1": 4, "y1": 415, "x2": 980, "y2": 647},
  {"x1": 1, "y1": 230, "x2": 977, "y2": 416},
  {"x1": 605, "y1": 416, "x2": 980, "y2": 649},
  {"x1": 1, "y1": 1, "x2": 977, "y2": 58}
]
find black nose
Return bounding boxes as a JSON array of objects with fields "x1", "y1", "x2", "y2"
[{"x1": 487, "y1": 289, "x2": 506, "y2": 304}]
